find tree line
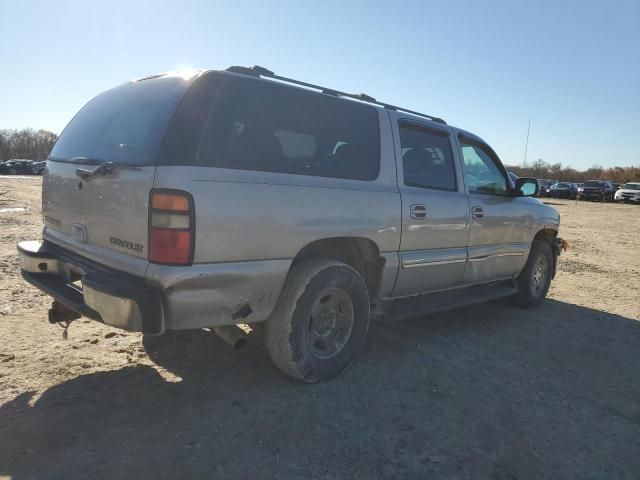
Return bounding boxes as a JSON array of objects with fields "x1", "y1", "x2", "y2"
[
  {"x1": 0, "y1": 129, "x2": 58, "y2": 162},
  {"x1": 505, "y1": 159, "x2": 639, "y2": 184}
]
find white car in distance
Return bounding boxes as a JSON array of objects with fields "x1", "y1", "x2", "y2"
[{"x1": 614, "y1": 182, "x2": 640, "y2": 203}]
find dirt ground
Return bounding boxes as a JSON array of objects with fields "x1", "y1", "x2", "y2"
[{"x1": 1, "y1": 176, "x2": 639, "y2": 479}]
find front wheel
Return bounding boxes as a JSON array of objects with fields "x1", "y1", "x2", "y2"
[
  {"x1": 513, "y1": 240, "x2": 553, "y2": 308},
  {"x1": 265, "y1": 259, "x2": 370, "y2": 383}
]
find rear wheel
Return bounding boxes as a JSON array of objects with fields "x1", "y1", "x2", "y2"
[
  {"x1": 514, "y1": 240, "x2": 553, "y2": 308},
  {"x1": 265, "y1": 259, "x2": 370, "y2": 383}
]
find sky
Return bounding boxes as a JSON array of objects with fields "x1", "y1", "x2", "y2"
[{"x1": 0, "y1": 0, "x2": 638, "y2": 170}]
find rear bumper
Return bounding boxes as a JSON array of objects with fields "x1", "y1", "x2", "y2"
[
  {"x1": 18, "y1": 240, "x2": 292, "y2": 332},
  {"x1": 18, "y1": 241, "x2": 164, "y2": 334}
]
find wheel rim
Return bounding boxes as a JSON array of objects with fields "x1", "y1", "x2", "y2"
[
  {"x1": 531, "y1": 255, "x2": 549, "y2": 297},
  {"x1": 306, "y1": 287, "x2": 354, "y2": 358}
]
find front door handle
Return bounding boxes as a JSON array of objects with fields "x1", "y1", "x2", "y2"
[
  {"x1": 472, "y1": 206, "x2": 484, "y2": 219},
  {"x1": 410, "y1": 204, "x2": 427, "y2": 219}
]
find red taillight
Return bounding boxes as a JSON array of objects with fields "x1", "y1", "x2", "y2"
[
  {"x1": 149, "y1": 190, "x2": 194, "y2": 265},
  {"x1": 149, "y1": 228, "x2": 191, "y2": 264}
]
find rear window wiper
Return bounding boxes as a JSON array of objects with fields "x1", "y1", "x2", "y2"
[{"x1": 75, "y1": 160, "x2": 114, "y2": 181}]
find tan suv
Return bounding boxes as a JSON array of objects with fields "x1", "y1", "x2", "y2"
[{"x1": 18, "y1": 66, "x2": 563, "y2": 382}]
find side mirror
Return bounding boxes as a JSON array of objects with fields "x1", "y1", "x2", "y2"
[{"x1": 514, "y1": 177, "x2": 539, "y2": 197}]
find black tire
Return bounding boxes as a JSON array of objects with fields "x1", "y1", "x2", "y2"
[
  {"x1": 514, "y1": 240, "x2": 553, "y2": 308},
  {"x1": 8, "y1": 168, "x2": 16, "y2": 175},
  {"x1": 265, "y1": 259, "x2": 370, "y2": 383}
]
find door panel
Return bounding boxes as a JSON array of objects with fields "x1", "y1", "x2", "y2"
[
  {"x1": 458, "y1": 136, "x2": 531, "y2": 283},
  {"x1": 390, "y1": 118, "x2": 469, "y2": 297},
  {"x1": 397, "y1": 246, "x2": 467, "y2": 294},
  {"x1": 466, "y1": 241, "x2": 530, "y2": 281},
  {"x1": 395, "y1": 188, "x2": 469, "y2": 296}
]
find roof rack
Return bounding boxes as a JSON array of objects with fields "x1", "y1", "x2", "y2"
[{"x1": 225, "y1": 65, "x2": 446, "y2": 125}]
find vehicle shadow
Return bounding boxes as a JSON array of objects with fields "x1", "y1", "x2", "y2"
[{"x1": 1, "y1": 299, "x2": 639, "y2": 479}]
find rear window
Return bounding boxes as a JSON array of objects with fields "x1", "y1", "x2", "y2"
[
  {"x1": 399, "y1": 123, "x2": 456, "y2": 191},
  {"x1": 50, "y1": 76, "x2": 191, "y2": 165},
  {"x1": 195, "y1": 76, "x2": 380, "y2": 181}
]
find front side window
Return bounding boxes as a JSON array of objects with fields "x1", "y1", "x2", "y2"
[
  {"x1": 460, "y1": 140, "x2": 508, "y2": 195},
  {"x1": 197, "y1": 77, "x2": 380, "y2": 180},
  {"x1": 399, "y1": 123, "x2": 456, "y2": 191}
]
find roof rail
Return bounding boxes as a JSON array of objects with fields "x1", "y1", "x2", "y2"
[{"x1": 225, "y1": 65, "x2": 447, "y2": 125}]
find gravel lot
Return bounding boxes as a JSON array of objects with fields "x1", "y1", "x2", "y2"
[{"x1": 1, "y1": 176, "x2": 639, "y2": 479}]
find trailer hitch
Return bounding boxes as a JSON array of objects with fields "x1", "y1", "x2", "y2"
[{"x1": 48, "y1": 301, "x2": 81, "y2": 339}]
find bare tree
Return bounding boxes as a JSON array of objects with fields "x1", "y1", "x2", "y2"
[{"x1": 0, "y1": 129, "x2": 58, "y2": 161}]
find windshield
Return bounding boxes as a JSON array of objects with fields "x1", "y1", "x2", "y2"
[
  {"x1": 584, "y1": 181, "x2": 604, "y2": 187},
  {"x1": 49, "y1": 76, "x2": 191, "y2": 165},
  {"x1": 621, "y1": 183, "x2": 640, "y2": 190},
  {"x1": 554, "y1": 183, "x2": 570, "y2": 188}
]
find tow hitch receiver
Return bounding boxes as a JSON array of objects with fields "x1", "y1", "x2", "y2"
[{"x1": 48, "y1": 301, "x2": 81, "y2": 324}]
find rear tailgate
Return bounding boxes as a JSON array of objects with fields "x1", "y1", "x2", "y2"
[
  {"x1": 43, "y1": 162, "x2": 155, "y2": 274},
  {"x1": 42, "y1": 73, "x2": 199, "y2": 275}
]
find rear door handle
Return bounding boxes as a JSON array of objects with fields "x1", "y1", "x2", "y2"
[
  {"x1": 410, "y1": 204, "x2": 427, "y2": 219},
  {"x1": 472, "y1": 206, "x2": 484, "y2": 219}
]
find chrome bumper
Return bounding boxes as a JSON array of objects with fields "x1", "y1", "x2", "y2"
[
  {"x1": 18, "y1": 239, "x2": 293, "y2": 331},
  {"x1": 18, "y1": 240, "x2": 164, "y2": 334}
]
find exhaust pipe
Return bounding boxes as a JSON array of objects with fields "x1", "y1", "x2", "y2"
[{"x1": 212, "y1": 325, "x2": 248, "y2": 350}]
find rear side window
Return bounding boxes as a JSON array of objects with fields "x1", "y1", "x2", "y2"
[
  {"x1": 50, "y1": 76, "x2": 190, "y2": 165},
  {"x1": 399, "y1": 123, "x2": 456, "y2": 191},
  {"x1": 196, "y1": 76, "x2": 380, "y2": 180}
]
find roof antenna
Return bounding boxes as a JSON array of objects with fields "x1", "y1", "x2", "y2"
[{"x1": 522, "y1": 118, "x2": 531, "y2": 172}]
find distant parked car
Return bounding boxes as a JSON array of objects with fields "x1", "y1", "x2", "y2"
[
  {"x1": 577, "y1": 180, "x2": 614, "y2": 202},
  {"x1": 546, "y1": 182, "x2": 578, "y2": 199},
  {"x1": 0, "y1": 161, "x2": 14, "y2": 175},
  {"x1": 611, "y1": 183, "x2": 621, "y2": 191},
  {"x1": 0, "y1": 159, "x2": 34, "y2": 175},
  {"x1": 31, "y1": 161, "x2": 46, "y2": 175},
  {"x1": 538, "y1": 179, "x2": 555, "y2": 197},
  {"x1": 614, "y1": 182, "x2": 640, "y2": 203}
]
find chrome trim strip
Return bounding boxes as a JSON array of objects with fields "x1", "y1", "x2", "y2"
[
  {"x1": 468, "y1": 252, "x2": 524, "y2": 263},
  {"x1": 401, "y1": 247, "x2": 468, "y2": 269},
  {"x1": 404, "y1": 258, "x2": 467, "y2": 268}
]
